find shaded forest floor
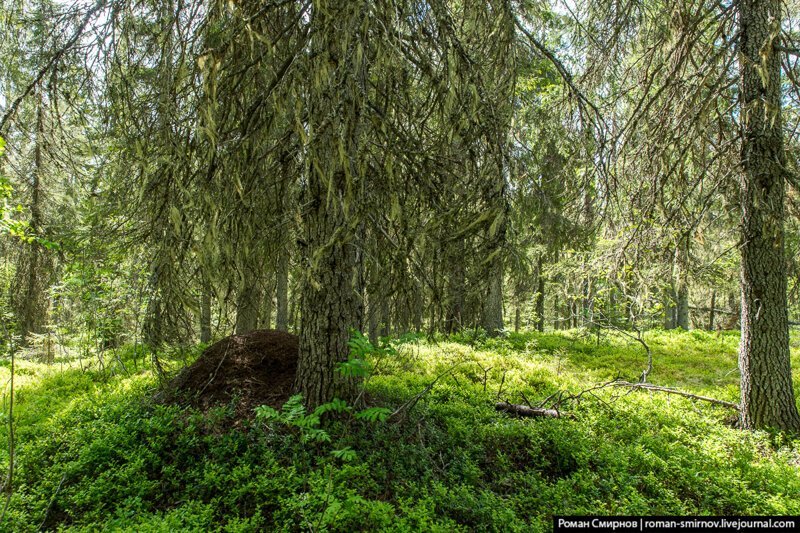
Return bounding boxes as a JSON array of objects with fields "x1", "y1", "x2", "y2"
[{"x1": 1, "y1": 329, "x2": 799, "y2": 531}]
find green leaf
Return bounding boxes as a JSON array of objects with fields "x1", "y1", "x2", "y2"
[
  {"x1": 331, "y1": 446, "x2": 357, "y2": 462},
  {"x1": 355, "y1": 407, "x2": 391, "y2": 423}
]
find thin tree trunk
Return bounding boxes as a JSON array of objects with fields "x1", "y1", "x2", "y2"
[
  {"x1": 275, "y1": 248, "x2": 289, "y2": 331},
  {"x1": 676, "y1": 241, "x2": 690, "y2": 330},
  {"x1": 707, "y1": 290, "x2": 716, "y2": 331},
  {"x1": 200, "y1": 285, "x2": 212, "y2": 343},
  {"x1": 535, "y1": 258, "x2": 545, "y2": 332},
  {"x1": 413, "y1": 282, "x2": 424, "y2": 333},
  {"x1": 553, "y1": 291, "x2": 560, "y2": 330},
  {"x1": 367, "y1": 252, "x2": 382, "y2": 344},
  {"x1": 445, "y1": 240, "x2": 465, "y2": 334},
  {"x1": 380, "y1": 298, "x2": 391, "y2": 337},
  {"x1": 15, "y1": 93, "x2": 49, "y2": 345},
  {"x1": 738, "y1": 0, "x2": 800, "y2": 431}
]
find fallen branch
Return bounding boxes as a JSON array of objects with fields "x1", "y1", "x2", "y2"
[
  {"x1": 495, "y1": 401, "x2": 573, "y2": 419},
  {"x1": 609, "y1": 381, "x2": 739, "y2": 410},
  {"x1": 389, "y1": 362, "x2": 462, "y2": 422}
]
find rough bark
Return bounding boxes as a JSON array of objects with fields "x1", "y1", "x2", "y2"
[
  {"x1": 738, "y1": 0, "x2": 800, "y2": 431},
  {"x1": 368, "y1": 291, "x2": 381, "y2": 345},
  {"x1": 676, "y1": 284, "x2": 689, "y2": 330},
  {"x1": 663, "y1": 285, "x2": 677, "y2": 330},
  {"x1": 483, "y1": 259, "x2": 504, "y2": 335},
  {"x1": 294, "y1": 1, "x2": 366, "y2": 408},
  {"x1": 235, "y1": 282, "x2": 261, "y2": 335}
]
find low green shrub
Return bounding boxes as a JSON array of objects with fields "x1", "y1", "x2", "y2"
[{"x1": 0, "y1": 330, "x2": 798, "y2": 531}]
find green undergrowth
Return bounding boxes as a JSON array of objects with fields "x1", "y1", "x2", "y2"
[{"x1": 1, "y1": 330, "x2": 799, "y2": 531}]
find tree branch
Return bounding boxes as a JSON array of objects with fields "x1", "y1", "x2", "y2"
[{"x1": 0, "y1": 0, "x2": 107, "y2": 135}]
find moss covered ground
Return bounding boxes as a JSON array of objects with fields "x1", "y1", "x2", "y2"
[{"x1": 0, "y1": 329, "x2": 798, "y2": 531}]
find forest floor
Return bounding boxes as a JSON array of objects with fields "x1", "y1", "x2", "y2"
[{"x1": 1, "y1": 329, "x2": 799, "y2": 531}]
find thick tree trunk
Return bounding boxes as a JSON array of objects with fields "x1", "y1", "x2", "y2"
[
  {"x1": 235, "y1": 282, "x2": 261, "y2": 334},
  {"x1": 294, "y1": 1, "x2": 366, "y2": 408},
  {"x1": 483, "y1": 259, "x2": 504, "y2": 335},
  {"x1": 368, "y1": 292, "x2": 381, "y2": 345},
  {"x1": 676, "y1": 284, "x2": 689, "y2": 330},
  {"x1": 738, "y1": 0, "x2": 800, "y2": 431},
  {"x1": 663, "y1": 285, "x2": 677, "y2": 330},
  {"x1": 275, "y1": 248, "x2": 289, "y2": 331}
]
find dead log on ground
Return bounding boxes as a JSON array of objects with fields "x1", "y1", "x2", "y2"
[
  {"x1": 495, "y1": 401, "x2": 572, "y2": 419},
  {"x1": 610, "y1": 381, "x2": 739, "y2": 410}
]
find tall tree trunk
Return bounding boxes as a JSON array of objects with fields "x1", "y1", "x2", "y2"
[
  {"x1": 535, "y1": 258, "x2": 545, "y2": 332},
  {"x1": 412, "y1": 282, "x2": 424, "y2": 333},
  {"x1": 676, "y1": 241, "x2": 690, "y2": 330},
  {"x1": 738, "y1": 0, "x2": 800, "y2": 431},
  {"x1": 724, "y1": 291, "x2": 740, "y2": 330},
  {"x1": 553, "y1": 291, "x2": 560, "y2": 330},
  {"x1": 294, "y1": 1, "x2": 366, "y2": 408},
  {"x1": 707, "y1": 290, "x2": 716, "y2": 331},
  {"x1": 368, "y1": 292, "x2": 381, "y2": 345},
  {"x1": 663, "y1": 285, "x2": 677, "y2": 330},
  {"x1": 15, "y1": 93, "x2": 49, "y2": 345},
  {"x1": 676, "y1": 284, "x2": 689, "y2": 330},
  {"x1": 200, "y1": 284, "x2": 212, "y2": 343},
  {"x1": 260, "y1": 273, "x2": 274, "y2": 330},
  {"x1": 380, "y1": 298, "x2": 391, "y2": 338},
  {"x1": 483, "y1": 258, "x2": 504, "y2": 335},
  {"x1": 581, "y1": 277, "x2": 592, "y2": 327},
  {"x1": 445, "y1": 239, "x2": 466, "y2": 334},
  {"x1": 235, "y1": 282, "x2": 261, "y2": 334},
  {"x1": 367, "y1": 253, "x2": 382, "y2": 344},
  {"x1": 275, "y1": 248, "x2": 289, "y2": 331}
]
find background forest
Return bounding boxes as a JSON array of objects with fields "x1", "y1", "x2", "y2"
[{"x1": 1, "y1": 0, "x2": 800, "y2": 530}]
